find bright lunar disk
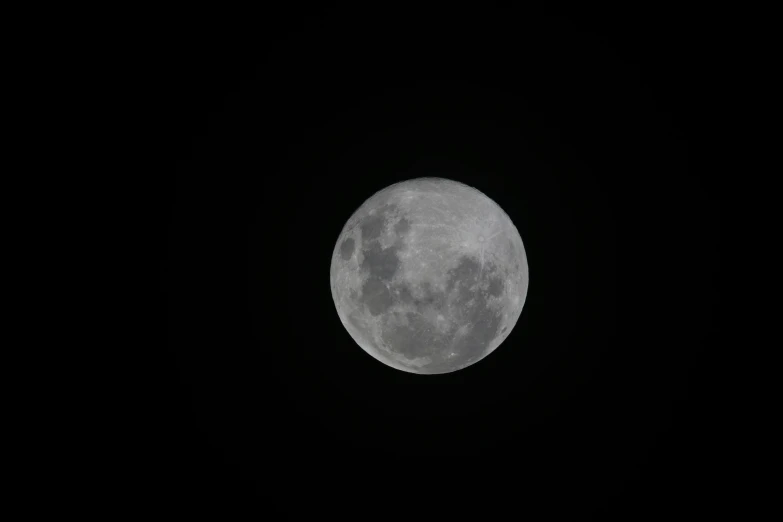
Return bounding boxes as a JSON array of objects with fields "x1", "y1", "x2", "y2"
[{"x1": 330, "y1": 178, "x2": 529, "y2": 374}]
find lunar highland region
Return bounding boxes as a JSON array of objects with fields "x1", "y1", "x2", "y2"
[{"x1": 330, "y1": 178, "x2": 529, "y2": 374}]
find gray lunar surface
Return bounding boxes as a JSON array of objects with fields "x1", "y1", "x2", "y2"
[{"x1": 330, "y1": 178, "x2": 529, "y2": 374}]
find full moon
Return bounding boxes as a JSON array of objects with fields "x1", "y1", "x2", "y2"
[{"x1": 330, "y1": 178, "x2": 529, "y2": 374}]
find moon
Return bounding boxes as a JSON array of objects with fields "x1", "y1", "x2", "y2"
[{"x1": 330, "y1": 177, "x2": 529, "y2": 374}]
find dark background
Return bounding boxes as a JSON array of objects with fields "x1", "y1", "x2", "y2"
[{"x1": 160, "y1": 10, "x2": 726, "y2": 519}]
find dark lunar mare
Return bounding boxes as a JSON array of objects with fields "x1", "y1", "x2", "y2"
[
  {"x1": 362, "y1": 276, "x2": 394, "y2": 316},
  {"x1": 359, "y1": 204, "x2": 394, "y2": 241},
  {"x1": 478, "y1": 259, "x2": 506, "y2": 299},
  {"x1": 361, "y1": 243, "x2": 400, "y2": 281},
  {"x1": 486, "y1": 273, "x2": 504, "y2": 297},
  {"x1": 394, "y1": 216, "x2": 411, "y2": 235},
  {"x1": 446, "y1": 256, "x2": 482, "y2": 292},
  {"x1": 340, "y1": 237, "x2": 355, "y2": 260},
  {"x1": 355, "y1": 204, "x2": 405, "y2": 317}
]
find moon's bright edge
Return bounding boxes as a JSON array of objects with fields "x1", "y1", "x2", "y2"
[{"x1": 330, "y1": 177, "x2": 529, "y2": 374}]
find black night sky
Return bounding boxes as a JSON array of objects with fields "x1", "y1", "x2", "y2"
[{"x1": 158, "y1": 10, "x2": 726, "y2": 519}]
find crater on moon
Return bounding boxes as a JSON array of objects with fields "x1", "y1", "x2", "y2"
[{"x1": 330, "y1": 178, "x2": 529, "y2": 374}]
